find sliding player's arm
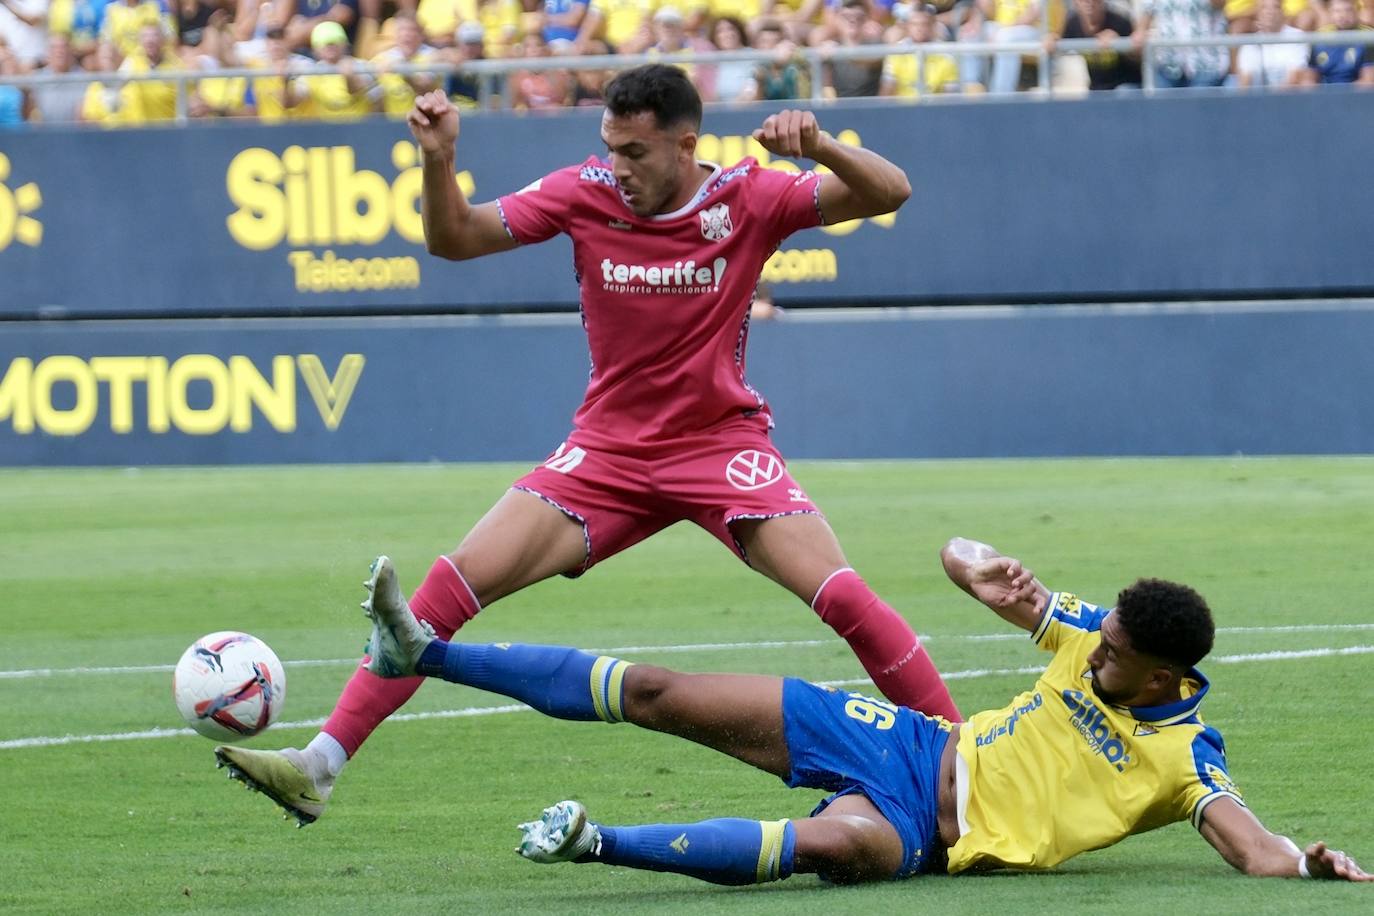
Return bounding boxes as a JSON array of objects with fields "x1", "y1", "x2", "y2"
[
  {"x1": 751, "y1": 109, "x2": 911, "y2": 225},
  {"x1": 940, "y1": 537, "x2": 1048, "y2": 632},
  {"x1": 1199, "y1": 796, "x2": 1372, "y2": 881},
  {"x1": 408, "y1": 90, "x2": 520, "y2": 261}
]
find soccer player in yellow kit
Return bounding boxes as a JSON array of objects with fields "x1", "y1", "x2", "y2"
[{"x1": 224, "y1": 541, "x2": 1370, "y2": 885}]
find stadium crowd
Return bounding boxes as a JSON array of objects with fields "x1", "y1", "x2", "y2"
[{"x1": 1, "y1": 0, "x2": 1371, "y2": 124}]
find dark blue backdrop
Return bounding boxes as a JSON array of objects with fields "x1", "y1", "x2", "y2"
[
  {"x1": 3, "y1": 92, "x2": 1372, "y2": 318},
  {"x1": 3, "y1": 302, "x2": 1371, "y2": 465}
]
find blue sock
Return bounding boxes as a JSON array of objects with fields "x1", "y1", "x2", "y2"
[
  {"x1": 417, "y1": 641, "x2": 633, "y2": 723},
  {"x1": 587, "y1": 819, "x2": 796, "y2": 885}
]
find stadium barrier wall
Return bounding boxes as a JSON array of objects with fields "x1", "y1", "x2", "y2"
[
  {"x1": 2, "y1": 302, "x2": 1371, "y2": 466},
  {"x1": 2, "y1": 91, "x2": 1373, "y2": 318}
]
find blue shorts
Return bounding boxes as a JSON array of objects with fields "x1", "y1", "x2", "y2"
[{"x1": 780, "y1": 678, "x2": 951, "y2": 878}]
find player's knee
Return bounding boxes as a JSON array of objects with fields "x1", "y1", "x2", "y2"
[
  {"x1": 795, "y1": 816, "x2": 900, "y2": 884},
  {"x1": 621, "y1": 665, "x2": 686, "y2": 725},
  {"x1": 443, "y1": 547, "x2": 501, "y2": 605}
]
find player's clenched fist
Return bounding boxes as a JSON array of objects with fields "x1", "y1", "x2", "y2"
[
  {"x1": 408, "y1": 90, "x2": 460, "y2": 155},
  {"x1": 752, "y1": 110, "x2": 829, "y2": 160}
]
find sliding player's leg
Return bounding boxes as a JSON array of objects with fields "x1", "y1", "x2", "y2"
[
  {"x1": 477, "y1": 659, "x2": 844, "y2": 885},
  {"x1": 515, "y1": 792, "x2": 902, "y2": 886},
  {"x1": 511, "y1": 670, "x2": 906, "y2": 885},
  {"x1": 360, "y1": 580, "x2": 919, "y2": 885},
  {"x1": 215, "y1": 489, "x2": 588, "y2": 825},
  {"x1": 554, "y1": 669, "x2": 904, "y2": 884},
  {"x1": 734, "y1": 512, "x2": 961, "y2": 721}
]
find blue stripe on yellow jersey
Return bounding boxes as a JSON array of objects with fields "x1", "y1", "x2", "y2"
[{"x1": 947, "y1": 591, "x2": 1243, "y2": 873}]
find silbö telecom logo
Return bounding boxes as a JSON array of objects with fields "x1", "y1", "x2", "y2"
[
  {"x1": 0, "y1": 154, "x2": 42, "y2": 251},
  {"x1": 1061, "y1": 689, "x2": 1133, "y2": 772}
]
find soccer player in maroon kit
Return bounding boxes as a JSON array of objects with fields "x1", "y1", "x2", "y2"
[{"x1": 217, "y1": 64, "x2": 959, "y2": 826}]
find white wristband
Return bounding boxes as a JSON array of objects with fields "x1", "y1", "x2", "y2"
[{"x1": 1297, "y1": 853, "x2": 1313, "y2": 879}]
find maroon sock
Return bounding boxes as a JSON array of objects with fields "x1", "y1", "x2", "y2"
[
  {"x1": 812, "y1": 568, "x2": 962, "y2": 722},
  {"x1": 322, "y1": 557, "x2": 482, "y2": 755}
]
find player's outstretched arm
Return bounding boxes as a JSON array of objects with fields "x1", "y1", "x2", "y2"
[
  {"x1": 940, "y1": 537, "x2": 1048, "y2": 632},
  {"x1": 1200, "y1": 796, "x2": 1373, "y2": 881},
  {"x1": 407, "y1": 90, "x2": 519, "y2": 261},
  {"x1": 751, "y1": 110, "x2": 910, "y2": 225}
]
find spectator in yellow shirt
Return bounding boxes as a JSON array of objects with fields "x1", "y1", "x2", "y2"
[
  {"x1": 682, "y1": 0, "x2": 764, "y2": 40},
  {"x1": 880, "y1": 2, "x2": 959, "y2": 96},
  {"x1": 418, "y1": 0, "x2": 523, "y2": 55},
  {"x1": 78, "y1": 36, "x2": 122, "y2": 122},
  {"x1": 245, "y1": 24, "x2": 315, "y2": 121},
  {"x1": 112, "y1": 21, "x2": 181, "y2": 123},
  {"x1": 416, "y1": 0, "x2": 468, "y2": 48},
  {"x1": 289, "y1": 18, "x2": 375, "y2": 120},
  {"x1": 100, "y1": 0, "x2": 174, "y2": 58},
  {"x1": 584, "y1": 0, "x2": 658, "y2": 52},
  {"x1": 188, "y1": 11, "x2": 253, "y2": 118},
  {"x1": 372, "y1": 12, "x2": 439, "y2": 117}
]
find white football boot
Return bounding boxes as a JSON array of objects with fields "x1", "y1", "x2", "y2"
[
  {"x1": 361, "y1": 555, "x2": 435, "y2": 678},
  {"x1": 517, "y1": 800, "x2": 602, "y2": 863}
]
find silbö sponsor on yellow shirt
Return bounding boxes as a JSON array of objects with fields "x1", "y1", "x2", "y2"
[
  {"x1": 224, "y1": 140, "x2": 475, "y2": 293},
  {"x1": 1061, "y1": 689, "x2": 1133, "y2": 772}
]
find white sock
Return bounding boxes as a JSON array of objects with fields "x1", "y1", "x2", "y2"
[{"x1": 305, "y1": 732, "x2": 348, "y2": 781}]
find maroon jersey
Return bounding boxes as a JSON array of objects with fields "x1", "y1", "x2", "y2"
[{"x1": 498, "y1": 157, "x2": 824, "y2": 453}]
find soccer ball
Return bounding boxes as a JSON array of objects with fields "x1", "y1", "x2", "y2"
[{"x1": 173, "y1": 631, "x2": 287, "y2": 742}]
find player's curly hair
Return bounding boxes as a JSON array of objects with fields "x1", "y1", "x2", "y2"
[
  {"x1": 604, "y1": 64, "x2": 703, "y2": 132},
  {"x1": 1114, "y1": 578, "x2": 1215, "y2": 669}
]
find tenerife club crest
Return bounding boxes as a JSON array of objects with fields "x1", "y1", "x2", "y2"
[{"x1": 699, "y1": 203, "x2": 733, "y2": 242}]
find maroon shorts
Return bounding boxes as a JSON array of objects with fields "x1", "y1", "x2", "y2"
[{"x1": 511, "y1": 427, "x2": 821, "y2": 576}]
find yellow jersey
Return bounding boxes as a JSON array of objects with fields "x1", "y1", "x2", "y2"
[
  {"x1": 296, "y1": 61, "x2": 376, "y2": 122},
  {"x1": 195, "y1": 75, "x2": 250, "y2": 117},
  {"x1": 948, "y1": 591, "x2": 1243, "y2": 873},
  {"x1": 992, "y1": 0, "x2": 1065, "y2": 31},
  {"x1": 881, "y1": 48, "x2": 959, "y2": 97},
  {"x1": 48, "y1": 0, "x2": 75, "y2": 35},
  {"x1": 373, "y1": 47, "x2": 441, "y2": 117},
  {"x1": 420, "y1": 0, "x2": 524, "y2": 55},
  {"x1": 114, "y1": 50, "x2": 181, "y2": 124},
  {"x1": 417, "y1": 0, "x2": 477, "y2": 39},
  {"x1": 1224, "y1": 0, "x2": 1310, "y2": 19},
  {"x1": 100, "y1": 1, "x2": 176, "y2": 58},
  {"x1": 248, "y1": 57, "x2": 317, "y2": 123},
  {"x1": 707, "y1": 0, "x2": 762, "y2": 22},
  {"x1": 593, "y1": 0, "x2": 658, "y2": 49}
]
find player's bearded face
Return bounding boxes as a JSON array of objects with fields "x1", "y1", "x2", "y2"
[
  {"x1": 602, "y1": 110, "x2": 696, "y2": 217},
  {"x1": 1087, "y1": 614, "x2": 1147, "y2": 706},
  {"x1": 1088, "y1": 667, "x2": 1132, "y2": 706}
]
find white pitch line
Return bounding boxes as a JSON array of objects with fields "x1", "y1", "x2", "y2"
[
  {"x1": 1211, "y1": 645, "x2": 1374, "y2": 664},
  {"x1": 4, "y1": 623, "x2": 1374, "y2": 681},
  {"x1": 2, "y1": 645, "x2": 1371, "y2": 752}
]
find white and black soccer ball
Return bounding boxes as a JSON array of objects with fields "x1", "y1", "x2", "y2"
[{"x1": 173, "y1": 631, "x2": 287, "y2": 741}]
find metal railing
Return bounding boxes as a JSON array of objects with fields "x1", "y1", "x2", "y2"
[{"x1": 4, "y1": 30, "x2": 1372, "y2": 126}]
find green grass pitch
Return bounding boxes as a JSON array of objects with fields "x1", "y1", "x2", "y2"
[{"x1": 2, "y1": 458, "x2": 1372, "y2": 914}]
